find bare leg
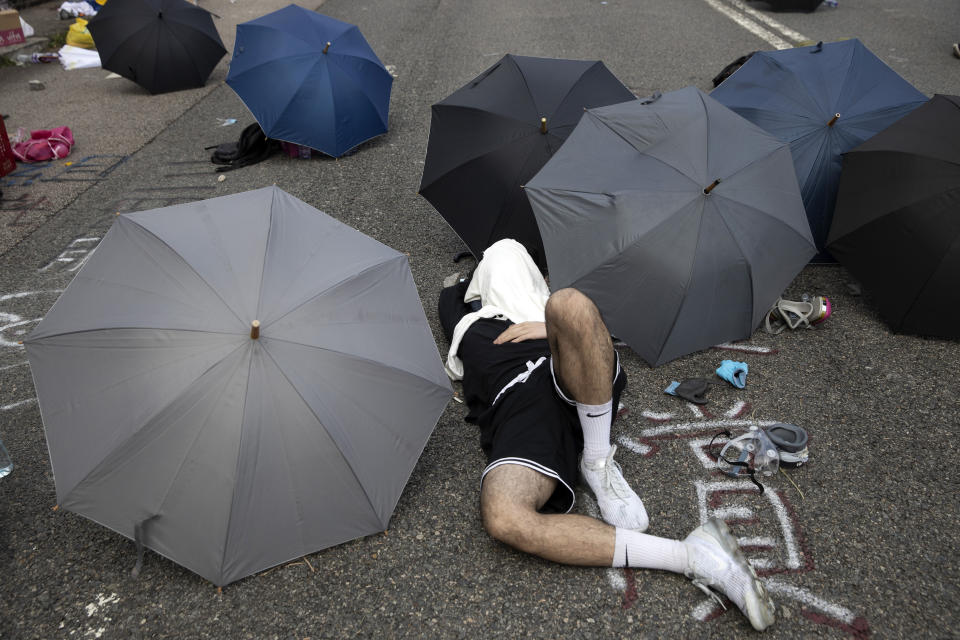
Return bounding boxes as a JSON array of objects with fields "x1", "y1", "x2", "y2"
[
  {"x1": 544, "y1": 288, "x2": 613, "y2": 404},
  {"x1": 480, "y1": 464, "x2": 615, "y2": 565}
]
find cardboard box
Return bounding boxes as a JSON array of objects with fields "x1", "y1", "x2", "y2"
[
  {"x1": 0, "y1": 117, "x2": 16, "y2": 178},
  {"x1": 0, "y1": 9, "x2": 26, "y2": 48}
]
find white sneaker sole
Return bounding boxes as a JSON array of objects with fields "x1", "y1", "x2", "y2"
[{"x1": 701, "y1": 518, "x2": 776, "y2": 631}]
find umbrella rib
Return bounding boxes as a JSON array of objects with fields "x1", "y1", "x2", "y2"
[
  {"x1": 255, "y1": 342, "x2": 384, "y2": 525},
  {"x1": 155, "y1": 19, "x2": 206, "y2": 85},
  {"x1": 253, "y1": 189, "x2": 278, "y2": 323},
  {"x1": 263, "y1": 254, "x2": 400, "y2": 330},
  {"x1": 124, "y1": 218, "x2": 247, "y2": 328},
  {"x1": 262, "y1": 334, "x2": 450, "y2": 392},
  {"x1": 151, "y1": 344, "x2": 253, "y2": 536}
]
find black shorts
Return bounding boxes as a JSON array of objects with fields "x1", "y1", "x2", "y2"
[{"x1": 457, "y1": 318, "x2": 626, "y2": 514}]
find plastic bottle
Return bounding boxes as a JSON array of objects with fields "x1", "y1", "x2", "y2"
[
  {"x1": 0, "y1": 437, "x2": 12, "y2": 479},
  {"x1": 14, "y1": 52, "x2": 58, "y2": 64}
]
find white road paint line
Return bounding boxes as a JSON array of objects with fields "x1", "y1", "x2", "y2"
[
  {"x1": 703, "y1": 0, "x2": 793, "y2": 50},
  {"x1": 2, "y1": 398, "x2": 37, "y2": 411},
  {"x1": 0, "y1": 361, "x2": 29, "y2": 372},
  {"x1": 765, "y1": 580, "x2": 857, "y2": 624},
  {"x1": 617, "y1": 435, "x2": 653, "y2": 456},
  {"x1": 642, "y1": 418, "x2": 779, "y2": 438},
  {"x1": 726, "y1": 0, "x2": 811, "y2": 43}
]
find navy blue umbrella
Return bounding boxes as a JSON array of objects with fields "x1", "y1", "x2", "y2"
[
  {"x1": 711, "y1": 39, "x2": 927, "y2": 261},
  {"x1": 226, "y1": 4, "x2": 392, "y2": 158}
]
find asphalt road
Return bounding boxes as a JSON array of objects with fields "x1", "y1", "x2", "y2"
[{"x1": 1, "y1": 0, "x2": 959, "y2": 638}]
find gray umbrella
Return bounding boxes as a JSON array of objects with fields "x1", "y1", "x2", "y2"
[
  {"x1": 24, "y1": 186, "x2": 452, "y2": 586},
  {"x1": 526, "y1": 87, "x2": 816, "y2": 366}
]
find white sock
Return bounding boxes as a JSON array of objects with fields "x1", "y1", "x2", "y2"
[
  {"x1": 578, "y1": 399, "x2": 613, "y2": 463},
  {"x1": 612, "y1": 528, "x2": 689, "y2": 573}
]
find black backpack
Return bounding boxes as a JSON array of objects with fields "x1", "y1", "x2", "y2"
[
  {"x1": 712, "y1": 51, "x2": 757, "y2": 88},
  {"x1": 205, "y1": 122, "x2": 280, "y2": 172}
]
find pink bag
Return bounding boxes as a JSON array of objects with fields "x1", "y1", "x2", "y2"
[{"x1": 13, "y1": 126, "x2": 74, "y2": 163}]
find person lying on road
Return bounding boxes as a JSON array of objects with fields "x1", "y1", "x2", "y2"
[{"x1": 438, "y1": 239, "x2": 776, "y2": 632}]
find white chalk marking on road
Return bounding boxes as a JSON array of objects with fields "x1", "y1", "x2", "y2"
[
  {"x1": 765, "y1": 580, "x2": 857, "y2": 624},
  {"x1": 642, "y1": 418, "x2": 779, "y2": 438},
  {"x1": 84, "y1": 592, "x2": 119, "y2": 617},
  {"x1": 726, "y1": 0, "x2": 810, "y2": 43},
  {"x1": 641, "y1": 410, "x2": 674, "y2": 422},
  {"x1": 0, "y1": 316, "x2": 42, "y2": 348},
  {"x1": 724, "y1": 400, "x2": 748, "y2": 418},
  {"x1": 617, "y1": 435, "x2": 652, "y2": 456},
  {"x1": 703, "y1": 0, "x2": 792, "y2": 49},
  {"x1": 692, "y1": 598, "x2": 719, "y2": 621},
  {"x1": 689, "y1": 436, "x2": 724, "y2": 469},
  {"x1": 2, "y1": 398, "x2": 36, "y2": 411},
  {"x1": 0, "y1": 361, "x2": 29, "y2": 372},
  {"x1": 713, "y1": 505, "x2": 754, "y2": 520},
  {"x1": 0, "y1": 290, "x2": 62, "y2": 302},
  {"x1": 695, "y1": 479, "x2": 801, "y2": 570},
  {"x1": 687, "y1": 403, "x2": 704, "y2": 419},
  {"x1": 714, "y1": 342, "x2": 776, "y2": 354},
  {"x1": 738, "y1": 536, "x2": 778, "y2": 548}
]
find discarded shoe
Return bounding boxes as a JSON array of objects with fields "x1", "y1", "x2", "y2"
[
  {"x1": 581, "y1": 445, "x2": 649, "y2": 531},
  {"x1": 764, "y1": 295, "x2": 831, "y2": 334},
  {"x1": 684, "y1": 517, "x2": 776, "y2": 631}
]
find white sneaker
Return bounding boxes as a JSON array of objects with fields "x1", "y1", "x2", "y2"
[
  {"x1": 684, "y1": 518, "x2": 776, "y2": 631},
  {"x1": 580, "y1": 445, "x2": 649, "y2": 531}
]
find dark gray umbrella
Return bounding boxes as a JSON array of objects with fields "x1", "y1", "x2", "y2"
[
  {"x1": 525, "y1": 87, "x2": 816, "y2": 366},
  {"x1": 24, "y1": 186, "x2": 452, "y2": 585}
]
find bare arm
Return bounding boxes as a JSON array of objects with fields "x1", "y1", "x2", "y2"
[{"x1": 493, "y1": 321, "x2": 547, "y2": 344}]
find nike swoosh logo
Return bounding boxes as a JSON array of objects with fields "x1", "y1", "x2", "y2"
[{"x1": 586, "y1": 411, "x2": 609, "y2": 418}]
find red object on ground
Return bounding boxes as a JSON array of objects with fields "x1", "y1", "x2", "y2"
[
  {"x1": 0, "y1": 117, "x2": 16, "y2": 178},
  {"x1": 0, "y1": 9, "x2": 25, "y2": 47}
]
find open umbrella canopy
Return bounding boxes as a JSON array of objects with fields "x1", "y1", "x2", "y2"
[
  {"x1": 88, "y1": 0, "x2": 226, "y2": 94},
  {"x1": 711, "y1": 39, "x2": 927, "y2": 261},
  {"x1": 24, "y1": 186, "x2": 452, "y2": 586},
  {"x1": 827, "y1": 94, "x2": 960, "y2": 338},
  {"x1": 526, "y1": 87, "x2": 816, "y2": 366},
  {"x1": 418, "y1": 54, "x2": 636, "y2": 270},
  {"x1": 226, "y1": 5, "x2": 392, "y2": 158}
]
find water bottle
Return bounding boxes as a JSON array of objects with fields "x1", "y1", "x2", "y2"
[{"x1": 0, "y1": 437, "x2": 12, "y2": 479}]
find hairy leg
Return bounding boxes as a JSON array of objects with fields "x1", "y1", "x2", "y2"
[
  {"x1": 480, "y1": 464, "x2": 615, "y2": 565},
  {"x1": 545, "y1": 288, "x2": 613, "y2": 405}
]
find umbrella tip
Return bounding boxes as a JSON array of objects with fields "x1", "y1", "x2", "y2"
[
  {"x1": 828, "y1": 113, "x2": 840, "y2": 127},
  {"x1": 250, "y1": 320, "x2": 261, "y2": 339},
  {"x1": 540, "y1": 117, "x2": 547, "y2": 134},
  {"x1": 323, "y1": 42, "x2": 331, "y2": 54},
  {"x1": 703, "y1": 178, "x2": 721, "y2": 195}
]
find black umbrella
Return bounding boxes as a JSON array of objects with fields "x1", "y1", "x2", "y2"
[
  {"x1": 88, "y1": 0, "x2": 226, "y2": 94},
  {"x1": 826, "y1": 94, "x2": 959, "y2": 338},
  {"x1": 418, "y1": 54, "x2": 635, "y2": 269}
]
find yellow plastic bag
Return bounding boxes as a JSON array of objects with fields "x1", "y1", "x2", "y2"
[{"x1": 66, "y1": 18, "x2": 95, "y2": 49}]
